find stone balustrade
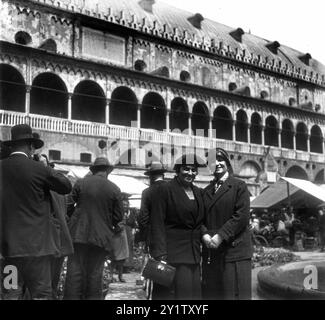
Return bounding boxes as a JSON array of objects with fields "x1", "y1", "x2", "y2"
[{"x1": 0, "y1": 110, "x2": 322, "y2": 163}]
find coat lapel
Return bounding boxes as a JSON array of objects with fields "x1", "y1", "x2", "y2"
[
  {"x1": 206, "y1": 178, "x2": 232, "y2": 212},
  {"x1": 192, "y1": 186, "x2": 204, "y2": 225}
]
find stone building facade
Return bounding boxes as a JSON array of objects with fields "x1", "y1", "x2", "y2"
[{"x1": 1, "y1": 0, "x2": 325, "y2": 194}]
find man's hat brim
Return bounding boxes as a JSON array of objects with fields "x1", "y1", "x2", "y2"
[
  {"x1": 144, "y1": 168, "x2": 167, "y2": 176},
  {"x1": 2, "y1": 137, "x2": 44, "y2": 149},
  {"x1": 89, "y1": 164, "x2": 114, "y2": 174}
]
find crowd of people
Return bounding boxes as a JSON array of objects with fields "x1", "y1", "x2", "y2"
[
  {"x1": 250, "y1": 205, "x2": 325, "y2": 250},
  {"x1": 0, "y1": 123, "x2": 253, "y2": 300}
]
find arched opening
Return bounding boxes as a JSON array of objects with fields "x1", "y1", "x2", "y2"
[
  {"x1": 110, "y1": 87, "x2": 138, "y2": 127},
  {"x1": 31, "y1": 72, "x2": 68, "y2": 118},
  {"x1": 296, "y1": 122, "x2": 308, "y2": 151},
  {"x1": 118, "y1": 148, "x2": 136, "y2": 167},
  {"x1": 141, "y1": 92, "x2": 166, "y2": 131},
  {"x1": 15, "y1": 31, "x2": 32, "y2": 45},
  {"x1": 170, "y1": 97, "x2": 189, "y2": 132},
  {"x1": 0, "y1": 64, "x2": 25, "y2": 112},
  {"x1": 281, "y1": 119, "x2": 294, "y2": 149},
  {"x1": 286, "y1": 166, "x2": 308, "y2": 180},
  {"x1": 72, "y1": 80, "x2": 105, "y2": 123},
  {"x1": 191, "y1": 101, "x2": 209, "y2": 137},
  {"x1": 265, "y1": 116, "x2": 278, "y2": 147},
  {"x1": 180, "y1": 71, "x2": 191, "y2": 82},
  {"x1": 239, "y1": 161, "x2": 261, "y2": 180},
  {"x1": 235, "y1": 110, "x2": 248, "y2": 142},
  {"x1": 39, "y1": 39, "x2": 57, "y2": 53},
  {"x1": 310, "y1": 125, "x2": 323, "y2": 153},
  {"x1": 315, "y1": 169, "x2": 325, "y2": 184},
  {"x1": 212, "y1": 106, "x2": 233, "y2": 140},
  {"x1": 250, "y1": 113, "x2": 262, "y2": 144},
  {"x1": 134, "y1": 60, "x2": 147, "y2": 72}
]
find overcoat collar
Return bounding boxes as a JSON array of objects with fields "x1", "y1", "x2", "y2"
[{"x1": 205, "y1": 176, "x2": 233, "y2": 212}]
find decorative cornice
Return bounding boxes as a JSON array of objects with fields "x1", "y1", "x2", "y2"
[{"x1": 20, "y1": 0, "x2": 325, "y2": 86}]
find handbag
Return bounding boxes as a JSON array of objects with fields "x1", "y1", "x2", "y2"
[{"x1": 142, "y1": 258, "x2": 176, "y2": 288}]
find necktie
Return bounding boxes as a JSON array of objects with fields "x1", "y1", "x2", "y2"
[{"x1": 215, "y1": 180, "x2": 223, "y2": 193}]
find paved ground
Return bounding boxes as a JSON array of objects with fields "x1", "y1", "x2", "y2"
[
  {"x1": 105, "y1": 272, "x2": 146, "y2": 300},
  {"x1": 105, "y1": 251, "x2": 325, "y2": 300}
]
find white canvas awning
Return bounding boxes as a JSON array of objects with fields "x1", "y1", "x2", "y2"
[
  {"x1": 251, "y1": 177, "x2": 325, "y2": 209},
  {"x1": 280, "y1": 177, "x2": 325, "y2": 203},
  {"x1": 53, "y1": 164, "x2": 148, "y2": 196}
]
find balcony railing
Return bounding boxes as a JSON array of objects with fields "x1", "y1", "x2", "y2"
[{"x1": 0, "y1": 110, "x2": 322, "y2": 163}]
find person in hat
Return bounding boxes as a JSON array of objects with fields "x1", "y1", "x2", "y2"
[
  {"x1": 138, "y1": 161, "x2": 167, "y2": 299},
  {"x1": 0, "y1": 124, "x2": 72, "y2": 300},
  {"x1": 111, "y1": 193, "x2": 129, "y2": 282},
  {"x1": 138, "y1": 161, "x2": 167, "y2": 248},
  {"x1": 64, "y1": 157, "x2": 123, "y2": 300},
  {"x1": 148, "y1": 154, "x2": 206, "y2": 300},
  {"x1": 201, "y1": 147, "x2": 253, "y2": 300}
]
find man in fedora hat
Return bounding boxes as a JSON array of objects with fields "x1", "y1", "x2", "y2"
[
  {"x1": 138, "y1": 162, "x2": 167, "y2": 245},
  {"x1": 0, "y1": 124, "x2": 72, "y2": 300},
  {"x1": 138, "y1": 161, "x2": 167, "y2": 299},
  {"x1": 64, "y1": 157, "x2": 123, "y2": 300}
]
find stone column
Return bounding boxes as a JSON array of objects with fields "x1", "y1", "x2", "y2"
[
  {"x1": 209, "y1": 116, "x2": 213, "y2": 139},
  {"x1": 105, "y1": 99, "x2": 110, "y2": 125},
  {"x1": 247, "y1": 123, "x2": 251, "y2": 145},
  {"x1": 188, "y1": 114, "x2": 192, "y2": 136},
  {"x1": 277, "y1": 128, "x2": 282, "y2": 148},
  {"x1": 25, "y1": 85, "x2": 31, "y2": 115},
  {"x1": 137, "y1": 105, "x2": 141, "y2": 129},
  {"x1": 261, "y1": 125, "x2": 265, "y2": 146},
  {"x1": 166, "y1": 109, "x2": 170, "y2": 132},
  {"x1": 68, "y1": 93, "x2": 72, "y2": 121},
  {"x1": 307, "y1": 134, "x2": 310, "y2": 153},
  {"x1": 293, "y1": 131, "x2": 296, "y2": 150},
  {"x1": 232, "y1": 120, "x2": 236, "y2": 141}
]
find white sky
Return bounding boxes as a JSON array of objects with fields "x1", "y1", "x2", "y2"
[{"x1": 161, "y1": 0, "x2": 325, "y2": 65}]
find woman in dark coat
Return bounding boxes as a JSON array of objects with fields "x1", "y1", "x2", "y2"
[
  {"x1": 149, "y1": 154, "x2": 206, "y2": 300},
  {"x1": 202, "y1": 148, "x2": 253, "y2": 300}
]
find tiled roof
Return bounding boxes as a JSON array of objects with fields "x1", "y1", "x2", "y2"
[{"x1": 31, "y1": 0, "x2": 325, "y2": 84}]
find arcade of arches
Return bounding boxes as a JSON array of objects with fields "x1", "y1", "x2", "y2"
[{"x1": 0, "y1": 64, "x2": 324, "y2": 155}]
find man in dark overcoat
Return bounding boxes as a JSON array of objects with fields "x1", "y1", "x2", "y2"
[
  {"x1": 138, "y1": 161, "x2": 167, "y2": 249},
  {"x1": 138, "y1": 161, "x2": 167, "y2": 299},
  {"x1": 202, "y1": 148, "x2": 253, "y2": 300},
  {"x1": 64, "y1": 157, "x2": 123, "y2": 300},
  {"x1": 0, "y1": 124, "x2": 72, "y2": 299}
]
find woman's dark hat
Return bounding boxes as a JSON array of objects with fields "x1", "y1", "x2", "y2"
[
  {"x1": 3, "y1": 124, "x2": 44, "y2": 149},
  {"x1": 89, "y1": 157, "x2": 114, "y2": 173},
  {"x1": 144, "y1": 161, "x2": 167, "y2": 176},
  {"x1": 173, "y1": 154, "x2": 207, "y2": 171}
]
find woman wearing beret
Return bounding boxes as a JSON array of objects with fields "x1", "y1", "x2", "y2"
[
  {"x1": 149, "y1": 154, "x2": 205, "y2": 300},
  {"x1": 202, "y1": 148, "x2": 253, "y2": 300}
]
